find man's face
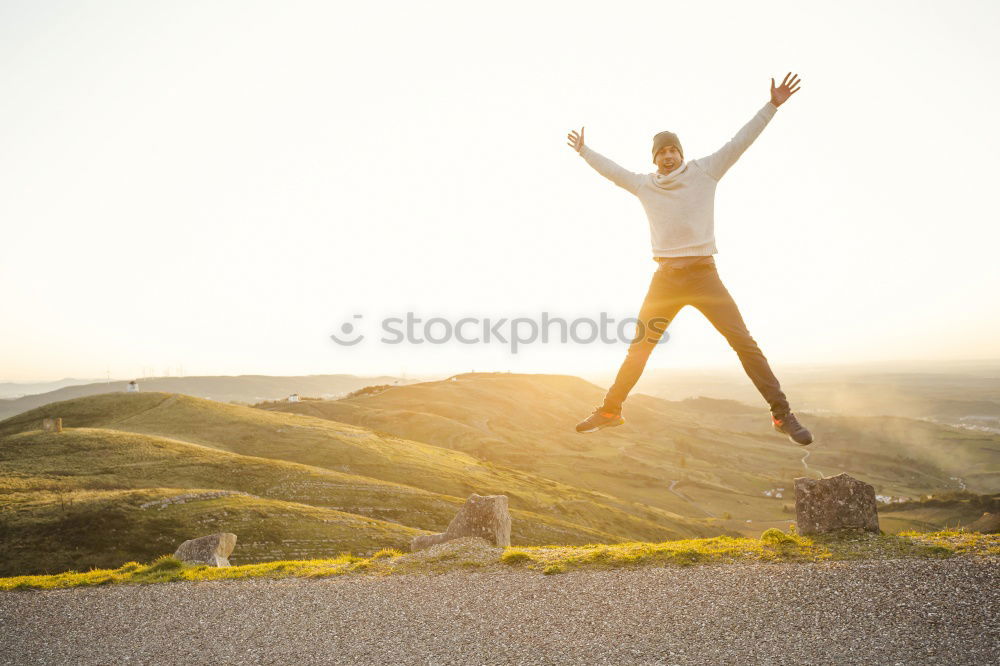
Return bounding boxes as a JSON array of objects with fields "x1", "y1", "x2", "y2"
[{"x1": 655, "y1": 145, "x2": 682, "y2": 175}]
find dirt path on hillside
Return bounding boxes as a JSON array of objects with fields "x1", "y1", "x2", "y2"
[
  {"x1": 667, "y1": 479, "x2": 716, "y2": 518},
  {"x1": 2, "y1": 558, "x2": 997, "y2": 665}
]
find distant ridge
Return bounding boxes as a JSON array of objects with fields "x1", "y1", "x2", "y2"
[
  {"x1": 0, "y1": 374, "x2": 419, "y2": 420},
  {"x1": 0, "y1": 378, "x2": 103, "y2": 400}
]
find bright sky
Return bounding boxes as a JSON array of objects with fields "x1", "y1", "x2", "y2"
[{"x1": 2, "y1": 0, "x2": 999, "y2": 382}]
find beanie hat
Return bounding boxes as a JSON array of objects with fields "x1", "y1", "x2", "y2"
[{"x1": 651, "y1": 131, "x2": 683, "y2": 164}]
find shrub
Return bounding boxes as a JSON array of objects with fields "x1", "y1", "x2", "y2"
[
  {"x1": 345, "y1": 385, "x2": 393, "y2": 399},
  {"x1": 350, "y1": 560, "x2": 375, "y2": 572},
  {"x1": 671, "y1": 549, "x2": 704, "y2": 566},
  {"x1": 147, "y1": 555, "x2": 184, "y2": 571},
  {"x1": 500, "y1": 550, "x2": 533, "y2": 565},
  {"x1": 760, "y1": 528, "x2": 795, "y2": 545}
]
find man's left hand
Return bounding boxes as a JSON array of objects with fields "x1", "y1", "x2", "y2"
[{"x1": 770, "y1": 72, "x2": 801, "y2": 107}]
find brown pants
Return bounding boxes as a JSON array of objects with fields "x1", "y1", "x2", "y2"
[{"x1": 602, "y1": 256, "x2": 790, "y2": 416}]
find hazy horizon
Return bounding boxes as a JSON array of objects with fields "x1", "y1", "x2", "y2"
[
  {"x1": 5, "y1": 355, "x2": 1000, "y2": 386},
  {"x1": 3, "y1": 1, "x2": 999, "y2": 382}
]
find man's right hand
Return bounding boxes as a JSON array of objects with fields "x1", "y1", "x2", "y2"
[{"x1": 566, "y1": 126, "x2": 585, "y2": 153}]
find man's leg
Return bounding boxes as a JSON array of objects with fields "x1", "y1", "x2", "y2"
[
  {"x1": 601, "y1": 269, "x2": 687, "y2": 414},
  {"x1": 689, "y1": 269, "x2": 791, "y2": 417}
]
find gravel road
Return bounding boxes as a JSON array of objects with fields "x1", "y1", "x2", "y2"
[{"x1": 2, "y1": 558, "x2": 998, "y2": 665}]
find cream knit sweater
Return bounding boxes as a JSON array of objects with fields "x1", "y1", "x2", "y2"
[{"x1": 579, "y1": 101, "x2": 778, "y2": 258}]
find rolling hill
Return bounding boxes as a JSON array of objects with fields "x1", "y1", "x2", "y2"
[
  {"x1": 5, "y1": 369, "x2": 996, "y2": 575},
  {"x1": 0, "y1": 486, "x2": 425, "y2": 577},
  {"x1": 1, "y1": 427, "x2": 465, "y2": 529},
  {"x1": 0, "y1": 391, "x2": 720, "y2": 574},
  {"x1": 635, "y1": 360, "x2": 1000, "y2": 432},
  {"x1": 259, "y1": 372, "x2": 1000, "y2": 529}
]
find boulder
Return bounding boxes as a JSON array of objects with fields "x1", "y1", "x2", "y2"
[
  {"x1": 173, "y1": 532, "x2": 237, "y2": 567},
  {"x1": 411, "y1": 494, "x2": 511, "y2": 552},
  {"x1": 794, "y1": 473, "x2": 879, "y2": 535}
]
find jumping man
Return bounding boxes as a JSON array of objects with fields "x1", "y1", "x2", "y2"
[{"x1": 567, "y1": 72, "x2": 813, "y2": 446}]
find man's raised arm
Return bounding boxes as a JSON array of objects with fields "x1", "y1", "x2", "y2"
[
  {"x1": 695, "y1": 72, "x2": 801, "y2": 182},
  {"x1": 695, "y1": 101, "x2": 777, "y2": 182},
  {"x1": 566, "y1": 126, "x2": 644, "y2": 196}
]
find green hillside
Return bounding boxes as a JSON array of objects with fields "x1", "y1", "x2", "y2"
[
  {"x1": 0, "y1": 427, "x2": 466, "y2": 528},
  {"x1": 5, "y1": 372, "x2": 991, "y2": 577},
  {"x1": 0, "y1": 426, "x2": 624, "y2": 569},
  {"x1": 259, "y1": 372, "x2": 1000, "y2": 529},
  {"x1": 0, "y1": 486, "x2": 423, "y2": 577},
  {"x1": 0, "y1": 392, "x2": 717, "y2": 570},
  {"x1": 876, "y1": 492, "x2": 998, "y2": 533}
]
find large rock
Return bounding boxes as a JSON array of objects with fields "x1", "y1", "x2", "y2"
[
  {"x1": 411, "y1": 494, "x2": 511, "y2": 552},
  {"x1": 173, "y1": 532, "x2": 237, "y2": 567},
  {"x1": 794, "y1": 474, "x2": 880, "y2": 535}
]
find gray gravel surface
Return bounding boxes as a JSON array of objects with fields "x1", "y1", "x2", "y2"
[{"x1": 2, "y1": 557, "x2": 998, "y2": 665}]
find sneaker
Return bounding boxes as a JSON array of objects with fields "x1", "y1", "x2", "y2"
[
  {"x1": 771, "y1": 411, "x2": 813, "y2": 446},
  {"x1": 576, "y1": 407, "x2": 625, "y2": 433}
]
